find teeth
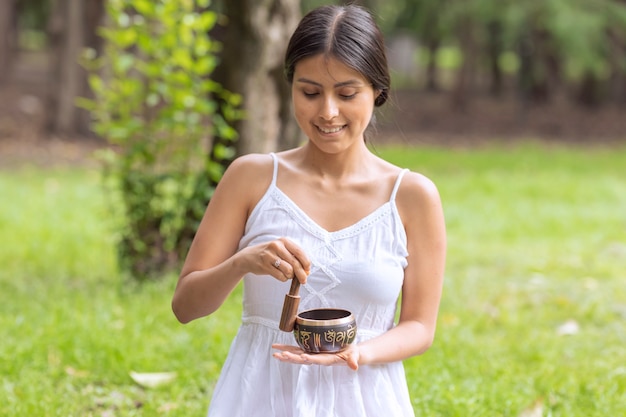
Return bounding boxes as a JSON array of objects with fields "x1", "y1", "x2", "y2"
[{"x1": 318, "y1": 126, "x2": 343, "y2": 134}]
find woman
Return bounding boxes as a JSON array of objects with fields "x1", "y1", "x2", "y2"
[{"x1": 172, "y1": 5, "x2": 446, "y2": 416}]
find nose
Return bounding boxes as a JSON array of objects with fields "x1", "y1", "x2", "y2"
[{"x1": 319, "y1": 96, "x2": 339, "y2": 120}]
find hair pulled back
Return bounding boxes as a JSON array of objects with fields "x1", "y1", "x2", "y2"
[{"x1": 284, "y1": 5, "x2": 390, "y2": 107}]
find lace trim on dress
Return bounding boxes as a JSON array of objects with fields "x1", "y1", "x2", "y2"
[
  {"x1": 270, "y1": 187, "x2": 393, "y2": 241},
  {"x1": 266, "y1": 152, "x2": 408, "y2": 246}
]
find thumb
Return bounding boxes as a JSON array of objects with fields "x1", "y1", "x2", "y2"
[
  {"x1": 348, "y1": 357, "x2": 359, "y2": 371},
  {"x1": 341, "y1": 350, "x2": 359, "y2": 371}
]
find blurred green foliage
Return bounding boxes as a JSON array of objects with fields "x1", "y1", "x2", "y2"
[
  {"x1": 79, "y1": 0, "x2": 241, "y2": 281},
  {"x1": 303, "y1": 0, "x2": 626, "y2": 100}
]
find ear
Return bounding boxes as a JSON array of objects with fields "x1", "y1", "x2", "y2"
[{"x1": 374, "y1": 89, "x2": 387, "y2": 107}]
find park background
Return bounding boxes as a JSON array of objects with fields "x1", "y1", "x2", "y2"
[{"x1": 1, "y1": 0, "x2": 625, "y2": 416}]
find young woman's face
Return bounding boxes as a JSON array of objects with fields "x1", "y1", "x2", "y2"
[{"x1": 291, "y1": 55, "x2": 377, "y2": 153}]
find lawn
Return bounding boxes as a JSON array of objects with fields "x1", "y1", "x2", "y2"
[{"x1": 1, "y1": 142, "x2": 625, "y2": 416}]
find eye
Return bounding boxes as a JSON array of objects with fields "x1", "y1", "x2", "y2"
[
  {"x1": 303, "y1": 90, "x2": 319, "y2": 98},
  {"x1": 338, "y1": 89, "x2": 358, "y2": 100}
]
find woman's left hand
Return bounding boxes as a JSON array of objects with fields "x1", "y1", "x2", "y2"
[{"x1": 271, "y1": 343, "x2": 360, "y2": 371}]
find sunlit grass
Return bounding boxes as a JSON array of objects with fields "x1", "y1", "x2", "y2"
[
  {"x1": 1, "y1": 143, "x2": 625, "y2": 416},
  {"x1": 380, "y1": 143, "x2": 626, "y2": 415},
  {"x1": 0, "y1": 167, "x2": 236, "y2": 416}
]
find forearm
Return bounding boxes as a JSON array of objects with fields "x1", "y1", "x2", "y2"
[
  {"x1": 358, "y1": 320, "x2": 435, "y2": 366},
  {"x1": 172, "y1": 254, "x2": 246, "y2": 324}
]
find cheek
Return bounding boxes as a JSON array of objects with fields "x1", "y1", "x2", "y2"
[
  {"x1": 292, "y1": 98, "x2": 313, "y2": 121},
  {"x1": 292, "y1": 105, "x2": 310, "y2": 131}
]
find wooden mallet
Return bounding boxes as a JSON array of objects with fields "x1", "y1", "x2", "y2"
[{"x1": 279, "y1": 278, "x2": 301, "y2": 332}]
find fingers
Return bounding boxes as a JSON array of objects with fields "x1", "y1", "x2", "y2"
[
  {"x1": 282, "y1": 237, "x2": 312, "y2": 277},
  {"x1": 270, "y1": 254, "x2": 296, "y2": 282},
  {"x1": 271, "y1": 344, "x2": 315, "y2": 366},
  {"x1": 269, "y1": 238, "x2": 311, "y2": 284},
  {"x1": 271, "y1": 344, "x2": 302, "y2": 353},
  {"x1": 271, "y1": 344, "x2": 359, "y2": 371}
]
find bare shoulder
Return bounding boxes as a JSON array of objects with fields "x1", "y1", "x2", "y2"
[
  {"x1": 398, "y1": 170, "x2": 440, "y2": 200},
  {"x1": 224, "y1": 153, "x2": 273, "y2": 178},
  {"x1": 219, "y1": 153, "x2": 273, "y2": 189},
  {"x1": 395, "y1": 170, "x2": 443, "y2": 224},
  {"x1": 211, "y1": 153, "x2": 274, "y2": 212}
]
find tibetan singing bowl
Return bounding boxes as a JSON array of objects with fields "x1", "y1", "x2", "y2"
[{"x1": 293, "y1": 308, "x2": 357, "y2": 353}]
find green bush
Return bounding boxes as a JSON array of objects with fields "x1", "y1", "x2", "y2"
[{"x1": 79, "y1": 0, "x2": 240, "y2": 281}]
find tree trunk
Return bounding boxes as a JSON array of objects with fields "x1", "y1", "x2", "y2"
[
  {"x1": 47, "y1": 0, "x2": 103, "y2": 136},
  {"x1": 518, "y1": 26, "x2": 556, "y2": 105},
  {"x1": 487, "y1": 20, "x2": 503, "y2": 97},
  {"x1": 607, "y1": 28, "x2": 626, "y2": 105},
  {"x1": 578, "y1": 71, "x2": 603, "y2": 108},
  {"x1": 451, "y1": 17, "x2": 476, "y2": 110},
  {"x1": 0, "y1": 0, "x2": 17, "y2": 83},
  {"x1": 214, "y1": 0, "x2": 303, "y2": 156},
  {"x1": 516, "y1": 30, "x2": 533, "y2": 126},
  {"x1": 425, "y1": 38, "x2": 440, "y2": 92}
]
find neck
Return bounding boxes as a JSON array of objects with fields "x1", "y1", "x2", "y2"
[{"x1": 300, "y1": 141, "x2": 373, "y2": 179}]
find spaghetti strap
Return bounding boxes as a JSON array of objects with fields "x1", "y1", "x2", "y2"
[
  {"x1": 390, "y1": 169, "x2": 409, "y2": 202},
  {"x1": 269, "y1": 152, "x2": 278, "y2": 186}
]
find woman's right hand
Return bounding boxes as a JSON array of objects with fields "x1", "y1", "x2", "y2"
[
  {"x1": 239, "y1": 237, "x2": 311, "y2": 284},
  {"x1": 174, "y1": 155, "x2": 310, "y2": 323}
]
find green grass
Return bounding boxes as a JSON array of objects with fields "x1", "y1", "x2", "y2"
[
  {"x1": 380, "y1": 143, "x2": 626, "y2": 415},
  {"x1": 1, "y1": 143, "x2": 625, "y2": 416}
]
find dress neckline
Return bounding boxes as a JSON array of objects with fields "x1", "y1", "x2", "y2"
[
  {"x1": 270, "y1": 184, "x2": 393, "y2": 239},
  {"x1": 266, "y1": 152, "x2": 407, "y2": 240}
]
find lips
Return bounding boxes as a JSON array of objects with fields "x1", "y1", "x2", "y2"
[{"x1": 317, "y1": 125, "x2": 345, "y2": 134}]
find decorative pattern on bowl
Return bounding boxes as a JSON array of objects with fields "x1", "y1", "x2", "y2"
[{"x1": 293, "y1": 308, "x2": 357, "y2": 353}]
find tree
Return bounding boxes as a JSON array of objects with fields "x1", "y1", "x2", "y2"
[
  {"x1": 213, "y1": 0, "x2": 303, "y2": 156},
  {"x1": 0, "y1": 0, "x2": 17, "y2": 83},
  {"x1": 393, "y1": 0, "x2": 453, "y2": 93},
  {"x1": 47, "y1": 0, "x2": 104, "y2": 135},
  {"x1": 81, "y1": 0, "x2": 240, "y2": 280}
]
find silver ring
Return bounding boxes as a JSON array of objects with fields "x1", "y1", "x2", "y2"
[{"x1": 273, "y1": 258, "x2": 282, "y2": 268}]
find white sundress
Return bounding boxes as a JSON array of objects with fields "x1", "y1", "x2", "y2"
[{"x1": 207, "y1": 153, "x2": 414, "y2": 417}]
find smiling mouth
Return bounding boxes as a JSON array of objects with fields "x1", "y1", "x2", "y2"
[{"x1": 317, "y1": 125, "x2": 345, "y2": 134}]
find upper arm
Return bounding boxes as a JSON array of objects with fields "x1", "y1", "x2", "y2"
[
  {"x1": 179, "y1": 153, "x2": 273, "y2": 278},
  {"x1": 396, "y1": 172, "x2": 447, "y2": 335}
]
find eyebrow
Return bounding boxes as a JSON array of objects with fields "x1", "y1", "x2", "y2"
[{"x1": 295, "y1": 77, "x2": 364, "y2": 88}]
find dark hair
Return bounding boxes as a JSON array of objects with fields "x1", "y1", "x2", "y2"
[{"x1": 284, "y1": 5, "x2": 390, "y2": 107}]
